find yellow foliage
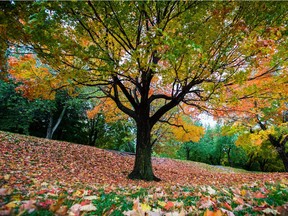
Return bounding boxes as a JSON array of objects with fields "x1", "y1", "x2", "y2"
[{"x1": 172, "y1": 116, "x2": 204, "y2": 142}]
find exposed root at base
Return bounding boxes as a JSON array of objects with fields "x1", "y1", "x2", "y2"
[{"x1": 128, "y1": 171, "x2": 161, "y2": 182}]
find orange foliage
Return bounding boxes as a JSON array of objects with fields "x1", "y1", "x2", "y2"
[
  {"x1": 8, "y1": 54, "x2": 70, "y2": 100},
  {"x1": 87, "y1": 98, "x2": 127, "y2": 122}
]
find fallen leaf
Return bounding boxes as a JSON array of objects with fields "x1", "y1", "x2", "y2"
[
  {"x1": 140, "y1": 203, "x2": 151, "y2": 212},
  {"x1": 204, "y1": 209, "x2": 223, "y2": 216},
  {"x1": 207, "y1": 186, "x2": 216, "y2": 195},
  {"x1": 233, "y1": 196, "x2": 244, "y2": 205},
  {"x1": 222, "y1": 202, "x2": 232, "y2": 211},
  {"x1": 262, "y1": 208, "x2": 279, "y2": 215},
  {"x1": 199, "y1": 199, "x2": 214, "y2": 209},
  {"x1": 69, "y1": 204, "x2": 81, "y2": 216},
  {"x1": 0, "y1": 188, "x2": 11, "y2": 196},
  {"x1": 220, "y1": 208, "x2": 235, "y2": 216},
  {"x1": 254, "y1": 192, "x2": 266, "y2": 199},
  {"x1": 50, "y1": 196, "x2": 65, "y2": 212},
  {"x1": 4, "y1": 174, "x2": 10, "y2": 181},
  {"x1": 5, "y1": 201, "x2": 18, "y2": 208},
  {"x1": 164, "y1": 201, "x2": 174, "y2": 211},
  {"x1": 0, "y1": 209, "x2": 11, "y2": 216},
  {"x1": 80, "y1": 203, "x2": 96, "y2": 211},
  {"x1": 83, "y1": 195, "x2": 98, "y2": 200},
  {"x1": 56, "y1": 205, "x2": 69, "y2": 216}
]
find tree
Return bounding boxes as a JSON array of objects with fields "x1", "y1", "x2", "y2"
[
  {"x1": 4, "y1": 1, "x2": 288, "y2": 180},
  {"x1": 218, "y1": 57, "x2": 288, "y2": 170}
]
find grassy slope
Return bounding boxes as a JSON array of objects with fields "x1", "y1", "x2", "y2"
[{"x1": 1, "y1": 131, "x2": 288, "y2": 215}]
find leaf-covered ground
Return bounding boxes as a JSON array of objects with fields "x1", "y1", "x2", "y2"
[{"x1": 0, "y1": 131, "x2": 288, "y2": 215}]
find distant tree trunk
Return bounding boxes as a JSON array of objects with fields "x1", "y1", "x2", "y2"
[
  {"x1": 46, "y1": 113, "x2": 53, "y2": 139},
  {"x1": 87, "y1": 117, "x2": 98, "y2": 146},
  {"x1": 245, "y1": 153, "x2": 255, "y2": 170},
  {"x1": 258, "y1": 158, "x2": 268, "y2": 172},
  {"x1": 46, "y1": 105, "x2": 67, "y2": 139},
  {"x1": 227, "y1": 147, "x2": 233, "y2": 167},
  {"x1": 185, "y1": 146, "x2": 191, "y2": 160}
]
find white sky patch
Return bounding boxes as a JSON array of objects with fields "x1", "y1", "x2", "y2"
[{"x1": 199, "y1": 113, "x2": 217, "y2": 128}]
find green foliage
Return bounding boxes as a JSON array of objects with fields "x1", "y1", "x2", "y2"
[
  {"x1": 0, "y1": 79, "x2": 135, "y2": 150},
  {"x1": 176, "y1": 125, "x2": 284, "y2": 172},
  {"x1": 0, "y1": 80, "x2": 42, "y2": 134}
]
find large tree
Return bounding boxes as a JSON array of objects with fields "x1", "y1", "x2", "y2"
[{"x1": 3, "y1": 1, "x2": 287, "y2": 180}]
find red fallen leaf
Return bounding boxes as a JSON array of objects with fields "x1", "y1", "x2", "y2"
[
  {"x1": 37, "y1": 199, "x2": 54, "y2": 209},
  {"x1": 0, "y1": 209, "x2": 11, "y2": 216},
  {"x1": 37, "y1": 189, "x2": 48, "y2": 195},
  {"x1": 0, "y1": 188, "x2": 11, "y2": 196},
  {"x1": 164, "y1": 201, "x2": 174, "y2": 211},
  {"x1": 276, "y1": 205, "x2": 288, "y2": 215},
  {"x1": 254, "y1": 192, "x2": 266, "y2": 199},
  {"x1": 253, "y1": 206, "x2": 268, "y2": 212},
  {"x1": 80, "y1": 200, "x2": 91, "y2": 206},
  {"x1": 20, "y1": 200, "x2": 36, "y2": 211}
]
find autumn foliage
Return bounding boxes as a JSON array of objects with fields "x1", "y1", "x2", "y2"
[{"x1": 8, "y1": 54, "x2": 71, "y2": 100}]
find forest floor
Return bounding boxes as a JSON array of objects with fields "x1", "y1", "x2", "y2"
[{"x1": 0, "y1": 131, "x2": 288, "y2": 215}]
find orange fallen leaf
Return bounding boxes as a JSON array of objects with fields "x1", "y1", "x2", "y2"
[
  {"x1": 164, "y1": 201, "x2": 174, "y2": 211},
  {"x1": 223, "y1": 202, "x2": 232, "y2": 211},
  {"x1": 204, "y1": 209, "x2": 223, "y2": 216},
  {"x1": 233, "y1": 197, "x2": 245, "y2": 205}
]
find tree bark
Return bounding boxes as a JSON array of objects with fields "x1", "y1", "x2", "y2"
[
  {"x1": 128, "y1": 118, "x2": 160, "y2": 181},
  {"x1": 276, "y1": 145, "x2": 288, "y2": 172},
  {"x1": 46, "y1": 113, "x2": 53, "y2": 139},
  {"x1": 268, "y1": 134, "x2": 288, "y2": 172},
  {"x1": 46, "y1": 105, "x2": 67, "y2": 139},
  {"x1": 227, "y1": 147, "x2": 233, "y2": 167},
  {"x1": 186, "y1": 147, "x2": 191, "y2": 160}
]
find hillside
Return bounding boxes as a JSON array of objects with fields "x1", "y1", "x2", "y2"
[{"x1": 1, "y1": 131, "x2": 288, "y2": 215}]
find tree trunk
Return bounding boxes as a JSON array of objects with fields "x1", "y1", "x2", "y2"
[
  {"x1": 276, "y1": 146, "x2": 288, "y2": 172},
  {"x1": 46, "y1": 113, "x2": 53, "y2": 139},
  {"x1": 128, "y1": 119, "x2": 160, "y2": 181},
  {"x1": 186, "y1": 147, "x2": 190, "y2": 160},
  {"x1": 227, "y1": 147, "x2": 233, "y2": 167},
  {"x1": 88, "y1": 118, "x2": 98, "y2": 146},
  {"x1": 268, "y1": 135, "x2": 288, "y2": 172},
  {"x1": 46, "y1": 105, "x2": 67, "y2": 140},
  {"x1": 258, "y1": 159, "x2": 268, "y2": 172}
]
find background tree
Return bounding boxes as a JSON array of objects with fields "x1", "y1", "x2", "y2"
[{"x1": 4, "y1": 1, "x2": 288, "y2": 180}]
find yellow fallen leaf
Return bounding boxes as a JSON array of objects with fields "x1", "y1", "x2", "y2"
[
  {"x1": 140, "y1": 203, "x2": 151, "y2": 212},
  {"x1": 240, "y1": 189, "x2": 246, "y2": 196},
  {"x1": 6, "y1": 201, "x2": 18, "y2": 208},
  {"x1": 4, "y1": 174, "x2": 10, "y2": 181},
  {"x1": 11, "y1": 194, "x2": 22, "y2": 201},
  {"x1": 157, "y1": 200, "x2": 166, "y2": 207},
  {"x1": 72, "y1": 190, "x2": 83, "y2": 198}
]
